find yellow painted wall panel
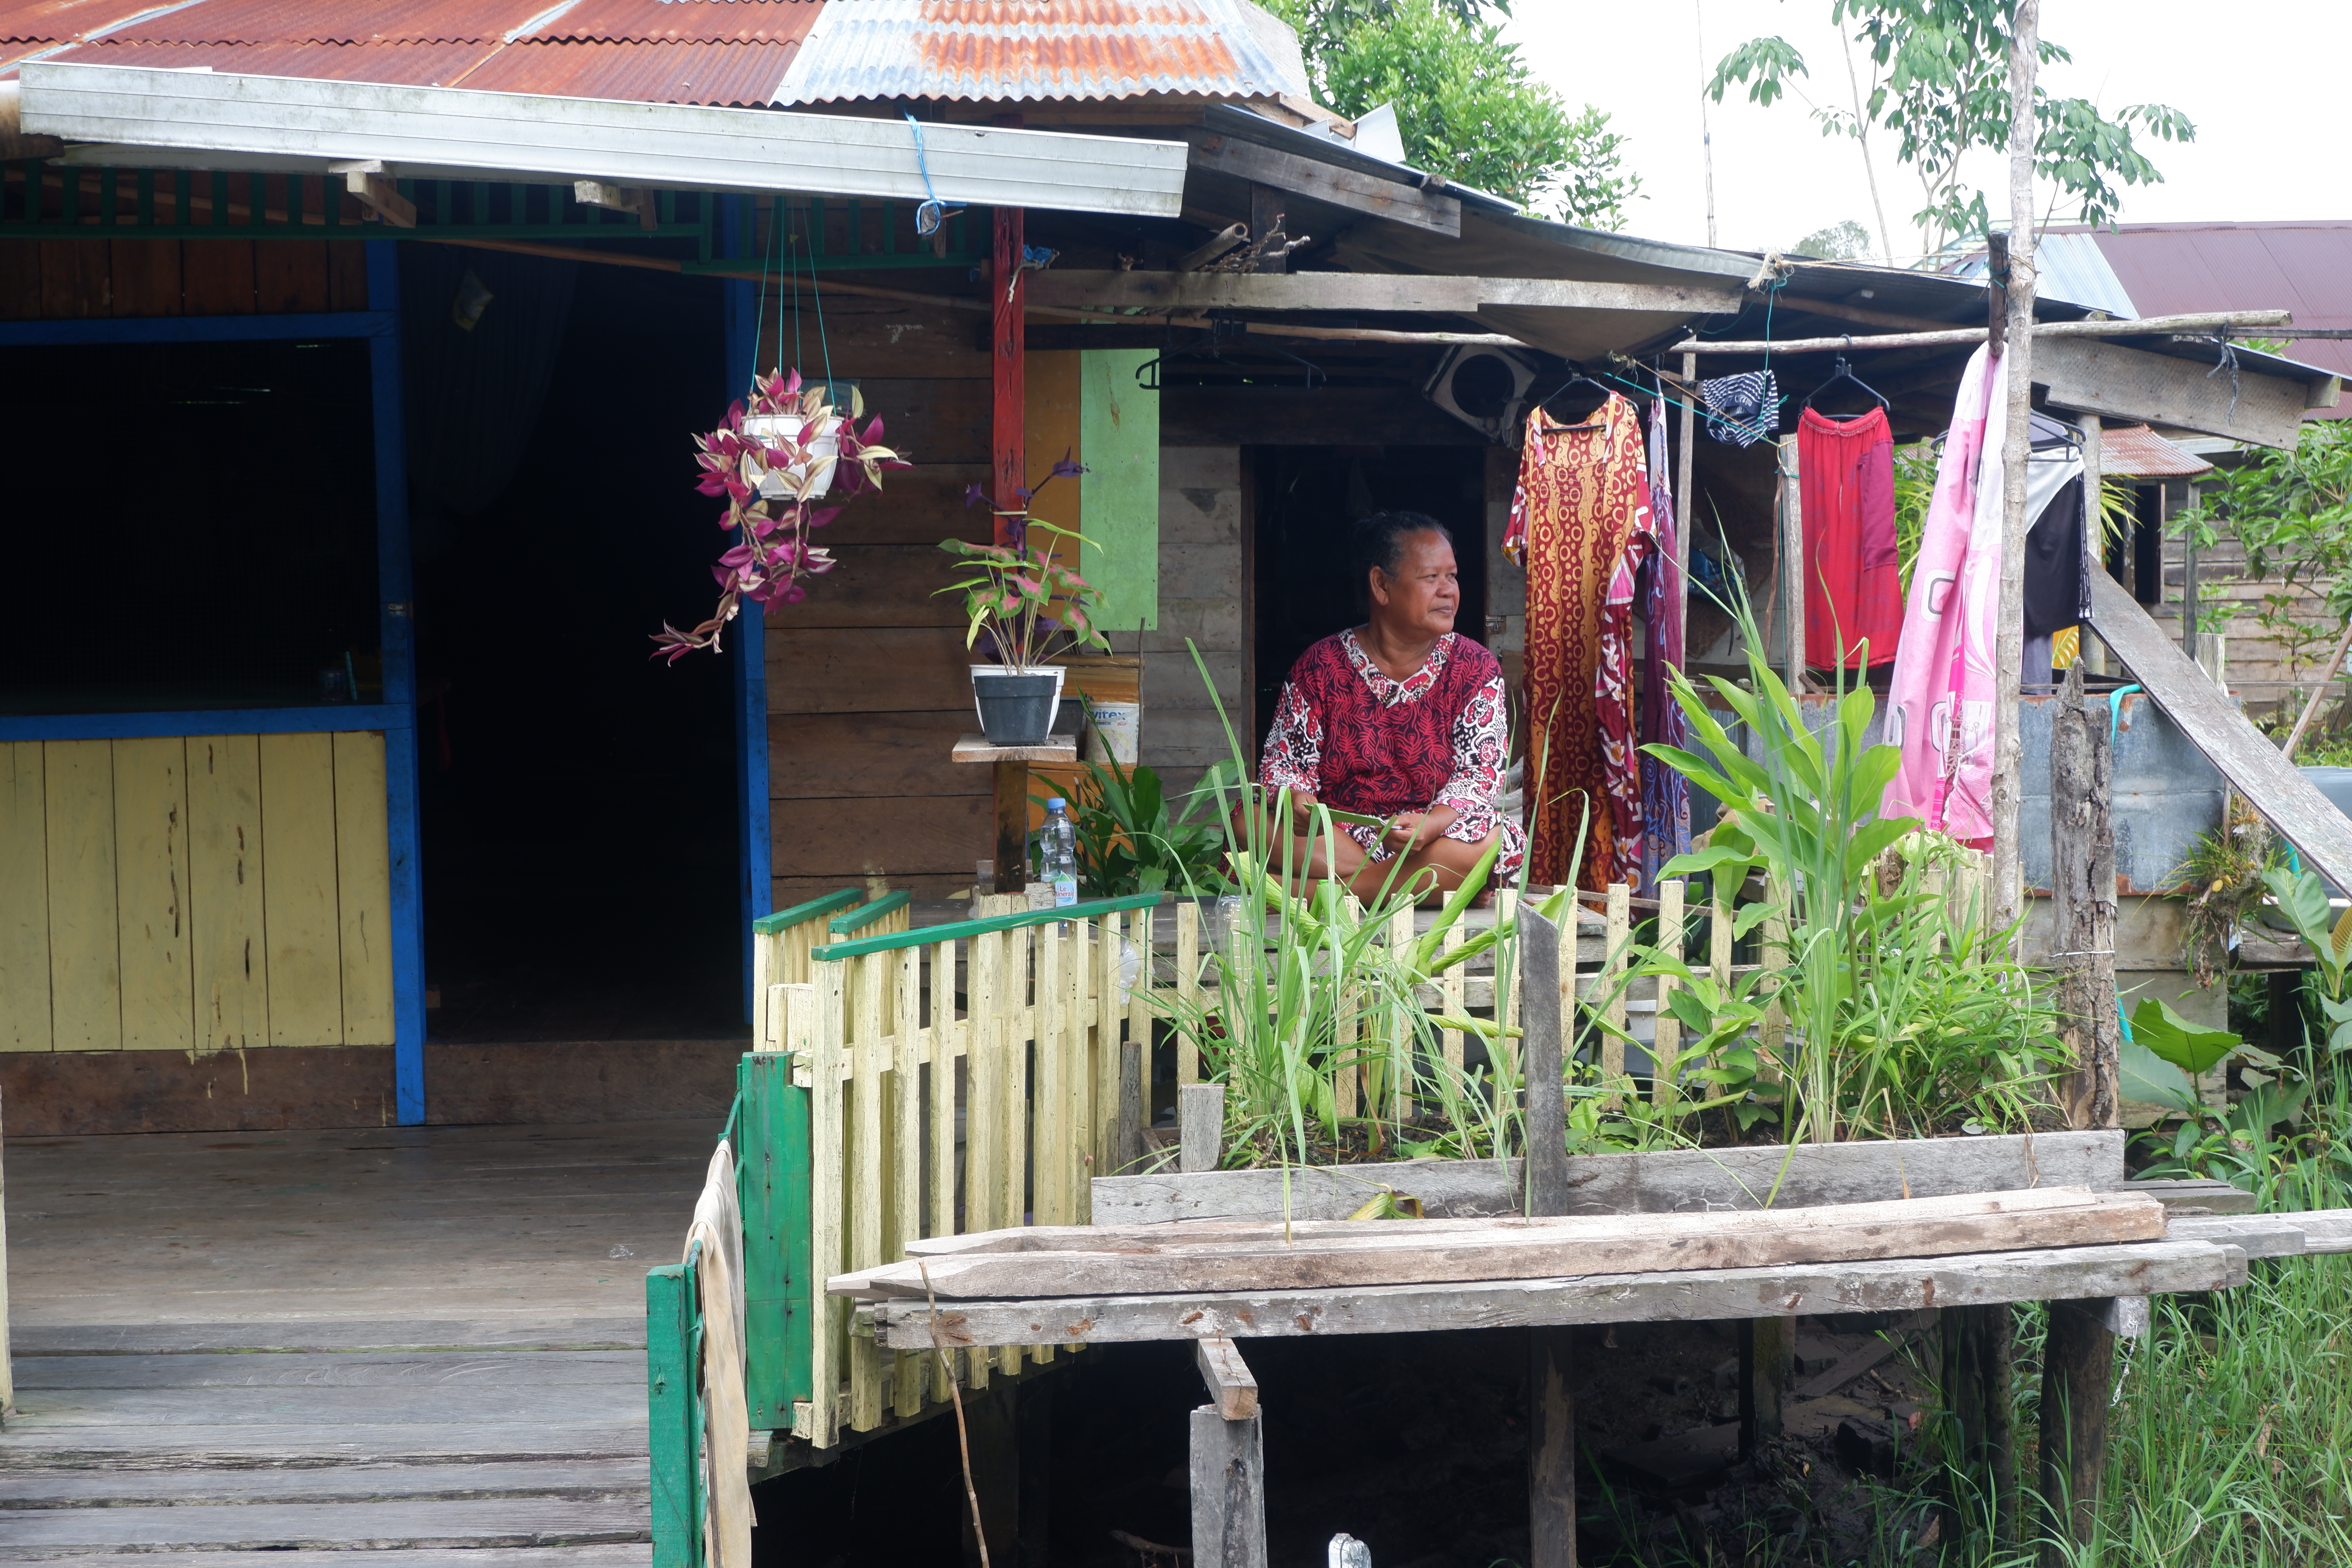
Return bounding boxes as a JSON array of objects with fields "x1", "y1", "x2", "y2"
[
  {"x1": 43, "y1": 740, "x2": 119, "y2": 1051},
  {"x1": 0, "y1": 742, "x2": 51, "y2": 1052},
  {"x1": 187, "y1": 735, "x2": 269, "y2": 1052},
  {"x1": 1024, "y1": 349, "x2": 1083, "y2": 543},
  {"x1": 258, "y1": 731, "x2": 342, "y2": 1047},
  {"x1": 332, "y1": 731, "x2": 393, "y2": 1046},
  {"x1": 112, "y1": 737, "x2": 194, "y2": 1052}
]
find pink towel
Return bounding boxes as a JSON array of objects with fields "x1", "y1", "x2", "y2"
[{"x1": 1882, "y1": 346, "x2": 2007, "y2": 846}]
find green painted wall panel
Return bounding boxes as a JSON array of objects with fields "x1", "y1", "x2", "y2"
[{"x1": 1078, "y1": 348, "x2": 1160, "y2": 631}]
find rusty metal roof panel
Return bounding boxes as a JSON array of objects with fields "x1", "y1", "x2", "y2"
[
  {"x1": 775, "y1": 0, "x2": 1309, "y2": 104},
  {"x1": 463, "y1": 37, "x2": 806, "y2": 105},
  {"x1": 530, "y1": 0, "x2": 822, "y2": 44},
  {"x1": 2084, "y1": 221, "x2": 2352, "y2": 390},
  {"x1": 38, "y1": 36, "x2": 491, "y2": 83},
  {"x1": 2102, "y1": 424, "x2": 2214, "y2": 480},
  {"x1": 76, "y1": 0, "x2": 559, "y2": 43},
  {"x1": 0, "y1": 0, "x2": 158, "y2": 44}
]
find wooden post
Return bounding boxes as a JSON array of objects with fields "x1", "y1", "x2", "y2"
[
  {"x1": 1599, "y1": 883, "x2": 1629, "y2": 1106},
  {"x1": 993, "y1": 205, "x2": 1026, "y2": 549},
  {"x1": 1519, "y1": 903, "x2": 1568, "y2": 1217},
  {"x1": 1739, "y1": 1314, "x2": 1791, "y2": 1456},
  {"x1": 1942, "y1": 1303, "x2": 2018, "y2": 1544},
  {"x1": 1651, "y1": 878, "x2": 1683, "y2": 1108},
  {"x1": 1528, "y1": 1325, "x2": 1578, "y2": 1568},
  {"x1": 1778, "y1": 436, "x2": 1804, "y2": 689},
  {"x1": 1179, "y1": 1082, "x2": 1224, "y2": 1173},
  {"x1": 993, "y1": 760, "x2": 1029, "y2": 896},
  {"x1": 1677, "y1": 351, "x2": 1698, "y2": 597},
  {"x1": 2051, "y1": 662, "x2": 2120, "y2": 1128},
  {"x1": 646, "y1": 1264, "x2": 699, "y2": 1568},
  {"x1": 1987, "y1": 1, "x2": 2041, "y2": 938},
  {"x1": 2037, "y1": 1298, "x2": 2116, "y2": 1564},
  {"x1": 1116, "y1": 1038, "x2": 1146, "y2": 1176},
  {"x1": 1190, "y1": 1403, "x2": 1269, "y2": 1568},
  {"x1": 2080, "y1": 414, "x2": 2104, "y2": 677},
  {"x1": 1248, "y1": 185, "x2": 1287, "y2": 273}
]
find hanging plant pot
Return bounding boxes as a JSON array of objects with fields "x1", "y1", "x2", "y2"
[
  {"x1": 740, "y1": 410, "x2": 841, "y2": 500},
  {"x1": 971, "y1": 665, "x2": 1065, "y2": 746}
]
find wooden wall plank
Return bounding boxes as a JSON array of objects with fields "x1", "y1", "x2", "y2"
[
  {"x1": 766, "y1": 628, "x2": 978, "y2": 714},
  {"x1": 111, "y1": 737, "x2": 193, "y2": 1052},
  {"x1": 327, "y1": 241, "x2": 370, "y2": 310},
  {"x1": 108, "y1": 239, "x2": 182, "y2": 318},
  {"x1": 37, "y1": 240, "x2": 109, "y2": 319},
  {"x1": 763, "y1": 546, "x2": 970, "y2": 628},
  {"x1": 0, "y1": 241, "x2": 42, "y2": 321},
  {"x1": 332, "y1": 731, "x2": 395, "y2": 1047},
  {"x1": 771, "y1": 794, "x2": 992, "y2": 881},
  {"x1": 755, "y1": 296, "x2": 995, "y2": 379},
  {"x1": 258, "y1": 732, "x2": 344, "y2": 1047},
  {"x1": 0, "y1": 742, "x2": 52, "y2": 1052},
  {"x1": 254, "y1": 240, "x2": 330, "y2": 314},
  {"x1": 766, "y1": 712, "x2": 989, "y2": 800},
  {"x1": 187, "y1": 734, "x2": 269, "y2": 1052},
  {"x1": 180, "y1": 241, "x2": 258, "y2": 316},
  {"x1": 43, "y1": 740, "x2": 120, "y2": 1052},
  {"x1": 811, "y1": 465, "x2": 992, "y2": 546},
  {"x1": 1078, "y1": 348, "x2": 1161, "y2": 630},
  {"x1": 832, "y1": 379, "x2": 989, "y2": 466}
]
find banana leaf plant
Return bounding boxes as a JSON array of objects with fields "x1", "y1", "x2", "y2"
[{"x1": 653, "y1": 371, "x2": 907, "y2": 662}]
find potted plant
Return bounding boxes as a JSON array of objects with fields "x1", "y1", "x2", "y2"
[
  {"x1": 938, "y1": 466, "x2": 1110, "y2": 744},
  {"x1": 652, "y1": 371, "x2": 906, "y2": 662}
]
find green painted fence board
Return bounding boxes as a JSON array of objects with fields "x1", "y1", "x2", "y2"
[
  {"x1": 1079, "y1": 348, "x2": 1160, "y2": 631},
  {"x1": 646, "y1": 1263, "x2": 701, "y2": 1568},
  {"x1": 752, "y1": 886, "x2": 861, "y2": 936},
  {"x1": 812, "y1": 891, "x2": 1162, "y2": 960},
  {"x1": 830, "y1": 888, "x2": 912, "y2": 935},
  {"x1": 737, "y1": 1053, "x2": 814, "y2": 1431}
]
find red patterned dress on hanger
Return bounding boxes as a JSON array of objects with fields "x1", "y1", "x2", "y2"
[
  {"x1": 1505, "y1": 392, "x2": 1650, "y2": 889},
  {"x1": 1259, "y1": 629, "x2": 1525, "y2": 877}
]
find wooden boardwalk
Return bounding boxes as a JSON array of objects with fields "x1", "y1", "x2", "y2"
[{"x1": 2, "y1": 1120, "x2": 713, "y2": 1563}]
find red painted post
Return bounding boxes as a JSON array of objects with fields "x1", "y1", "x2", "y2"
[{"x1": 993, "y1": 205, "x2": 1026, "y2": 547}]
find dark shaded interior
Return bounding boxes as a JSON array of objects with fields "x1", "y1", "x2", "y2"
[
  {"x1": 413, "y1": 262, "x2": 742, "y2": 1042},
  {"x1": 0, "y1": 338, "x2": 379, "y2": 715}
]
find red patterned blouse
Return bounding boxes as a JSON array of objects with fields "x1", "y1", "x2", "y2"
[{"x1": 1258, "y1": 629, "x2": 1526, "y2": 875}]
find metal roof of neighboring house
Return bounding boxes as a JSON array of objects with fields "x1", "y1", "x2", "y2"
[
  {"x1": 4, "y1": 0, "x2": 1307, "y2": 106},
  {"x1": 771, "y1": 0, "x2": 1308, "y2": 105},
  {"x1": 2101, "y1": 423, "x2": 2214, "y2": 479},
  {"x1": 2080, "y1": 221, "x2": 2352, "y2": 385}
]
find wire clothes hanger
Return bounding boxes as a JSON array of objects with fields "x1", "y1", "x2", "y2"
[
  {"x1": 1802, "y1": 354, "x2": 1888, "y2": 416},
  {"x1": 1133, "y1": 319, "x2": 1324, "y2": 391},
  {"x1": 1535, "y1": 368, "x2": 1616, "y2": 419}
]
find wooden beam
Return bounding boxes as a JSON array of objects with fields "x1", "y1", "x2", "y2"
[
  {"x1": 1740, "y1": 1315, "x2": 1792, "y2": 1454},
  {"x1": 1187, "y1": 131, "x2": 1462, "y2": 238},
  {"x1": 992, "y1": 207, "x2": 1027, "y2": 546},
  {"x1": 1194, "y1": 1335, "x2": 1259, "y2": 1421},
  {"x1": 1178, "y1": 1083, "x2": 1224, "y2": 1174},
  {"x1": 2051, "y1": 662, "x2": 2120, "y2": 1129},
  {"x1": 2039, "y1": 334, "x2": 2310, "y2": 449},
  {"x1": 328, "y1": 160, "x2": 414, "y2": 228},
  {"x1": 1190, "y1": 1404, "x2": 1268, "y2": 1568},
  {"x1": 1668, "y1": 310, "x2": 2294, "y2": 356},
  {"x1": 1247, "y1": 184, "x2": 1289, "y2": 273},
  {"x1": 1519, "y1": 904, "x2": 1567, "y2": 1218},
  {"x1": 867, "y1": 1240, "x2": 2242, "y2": 1349},
  {"x1": 1024, "y1": 270, "x2": 1744, "y2": 318},
  {"x1": 2087, "y1": 570, "x2": 2352, "y2": 893},
  {"x1": 1528, "y1": 1327, "x2": 1577, "y2": 1568},
  {"x1": 2038, "y1": 1299, "x2": 2115, "y2": 1564}
]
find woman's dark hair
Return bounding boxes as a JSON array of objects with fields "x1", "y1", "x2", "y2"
[{"x1": 1351, "y1": 510, "x2": 1453, "y2": 582}]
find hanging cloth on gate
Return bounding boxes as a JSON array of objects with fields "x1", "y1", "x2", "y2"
[
  {"x1": 1639, "y1": 398, "x2": 1692, "y2": 892},
  {"x1": 1797, "y1": 404, "x2": 1903, "y2": 669},
  {"x1": 1883, "y1": 346, "x2": 2007, "y2": 846},
  {"x1": 1699, "y1": 370, "x2": 1780, "y2": 447},
  {"x1": 1506, "y1": 392, "x2": 1650, "y2": 889}
]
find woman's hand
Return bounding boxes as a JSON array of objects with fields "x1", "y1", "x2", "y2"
[{"x1": 1382, "y1": 806, "x2": 1458, "y2": 854}]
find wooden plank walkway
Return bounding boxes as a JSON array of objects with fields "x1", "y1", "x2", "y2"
[{"x1": 1, "y1": 1120, "x2": 713, "y2": 1563}]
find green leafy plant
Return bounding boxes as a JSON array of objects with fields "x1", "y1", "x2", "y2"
[
  {"x1": 935, "y1": 513, "x2": 1111, "y2": 670},
  {"x1": 2261, "y1": 865, "x2": 2352, "y2": 1053},
  {"x1": 1042, "y1": 754, "x2": 1234, "y2": 898}
]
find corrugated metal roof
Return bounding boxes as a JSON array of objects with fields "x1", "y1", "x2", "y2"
[
  {"x1": 463, "y1": 37, "x2": 805, "y2": 105},
  {"x1": 0, "y1": 0, "x2": 157, "y2": 44},
  {"x1": 774, "y1": 0, "x2": 1309, "y2": 104},
  {"x1": 1944, "y1": 231, "x2": 2139, "y2": 317},
  {"x1": 532, "y1": 0, "x2": 821, "y2": 44},
  {"x1": 40, "y1": 36, "x2": 490, "y2": 83},
  {"x1": 2083, "y1": 221, "x2": 2352, "y2": 390},
  {"x1": 2102, "y1": 423, "x2": 2214, "y2": 479},
  {"x1": 66, "y1": 0, "x2": 556, "y2": 42}
]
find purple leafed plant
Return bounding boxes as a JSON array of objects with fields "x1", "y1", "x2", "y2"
[
  {"x1": 652, "y1": 370, "x2": 909, "y2": 662},
  {"x1": 940, "y1": 457, "x2": 1111, "y2": 670}
]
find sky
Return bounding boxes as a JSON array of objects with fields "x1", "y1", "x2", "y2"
[{"x1": 1503, "y1": 0, "x2": 2350, "y2": 259}]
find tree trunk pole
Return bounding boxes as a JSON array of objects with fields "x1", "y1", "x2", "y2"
[
  {"x1": 1989, "y1": 0, "x2": 2040, "y2": 939},
  {"x1": 2051, "y1": 662, "x2": 2120, "y2": 1128}
]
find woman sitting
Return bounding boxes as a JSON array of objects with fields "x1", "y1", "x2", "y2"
[{"x1": 1252, "y1": 510, "x2": 1525, "y2": 902}]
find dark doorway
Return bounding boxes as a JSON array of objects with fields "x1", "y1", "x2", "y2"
[
  {"x1": 1250, "y1": 446, "x2": 1488, "y2": 750},
  {"x1": 413, "y1": 263, "x2": 741, "y2": 1042}
]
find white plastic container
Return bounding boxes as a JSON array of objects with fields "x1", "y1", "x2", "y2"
[{"x1": 1086, "y1": 699, "x2": 1142, "y2": 766}]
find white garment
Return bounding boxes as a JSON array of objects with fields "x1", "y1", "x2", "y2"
[{"x1": 686, "y1": 1142, "x2": 753, "y2": 1568}]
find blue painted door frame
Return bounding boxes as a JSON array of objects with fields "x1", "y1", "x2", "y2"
[
  {"x1": 722, "y1": 196, "x2": 773, "y2": 1019},
  {"x1": 0, "y1": 244, "x2": 426, "y2": 1119}
]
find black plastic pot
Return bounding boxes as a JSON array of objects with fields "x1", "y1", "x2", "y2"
[{"x1": 971, "y1": 669, "x2": 1062, "y2": 745}]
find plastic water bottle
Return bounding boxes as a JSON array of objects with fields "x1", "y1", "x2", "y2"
[{"x1": 1042, "y1": 799, "x2": 1080, "y2": 910}]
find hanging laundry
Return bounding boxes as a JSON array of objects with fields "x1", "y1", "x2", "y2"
[
  {"x1": 1639, "y1": 398, "x2": 1692, "y2": 893},
  {"x1": 1797, "y1": 404, "x2": 1903, "y2": 669},
  {"x1": 1883, "y1": 347, "x2": 2007, "y2": 846},
  {"x1": 1700, "y1": 370, "x2": 1780, "y2": 448},
  {"x1": 1507, "y1": 392, "x2": 1650, "y2": 889}
]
